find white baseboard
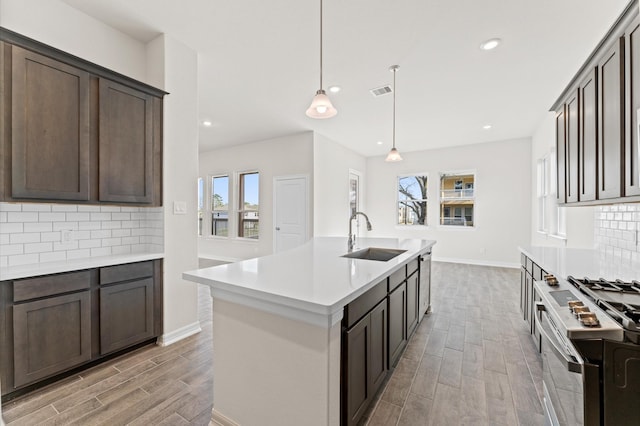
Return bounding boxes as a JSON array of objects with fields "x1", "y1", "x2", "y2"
[
  {"x1": 431, "y1": 256, "x2": 520, "y2": 269},
  {"x1": 211, "y1": 409, "x2": 240, "y2": 426},
  {"x1": 158, "y1": 321, "x2": 202, "y2": 346}
]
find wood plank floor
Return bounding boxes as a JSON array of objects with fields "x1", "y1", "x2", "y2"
[
  {"x1": 363, "y1": 262, "x2": 544, "y2": 426},
  {"x1": 2, "y1": 262, "x2": 543, "y2": 425}
]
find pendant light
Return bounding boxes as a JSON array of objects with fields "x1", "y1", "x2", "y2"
[
  {"x1": 385, "y1": 65, "x2": 403, "y2": 162},
  {"x1": 306, "y1": 0, "x2": 337, "y2": 119}
]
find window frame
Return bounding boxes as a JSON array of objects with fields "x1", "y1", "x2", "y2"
[
  {"x1": 438, "y1": 170, "x2": 476, "y2": 228},
  {"x1": 237, "y1": 171, "x2": 260, "y2": 240},
  {"x1": 396, "y1": 173, "x2": 429, "y2": 227},
  {"x1": 210, "y1": 174, "x2": 231, "y2": 239}
]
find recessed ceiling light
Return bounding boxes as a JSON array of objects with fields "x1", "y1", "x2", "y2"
[
  {"x1": 480, "y1": 38, "x2": 501, "y2": 51},
  {"x1": 483, "y1": 124, "x2": 492, "y2": 130},
  {"x1": 328, "y1": 86, "x2": 341, "y2": 93},
  {"x1": 377, "y1": 141, "x2": 383, "y2": 145},
  {"x1": 202, "y1": 120, "x2": 213, "y2": 127}
]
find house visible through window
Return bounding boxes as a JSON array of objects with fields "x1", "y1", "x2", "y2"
[
  {"x1": 440, "y1": 172, "x2": 475, "y2": 226},
  {"x1": 397, "y1": 175, "x2": 428, "y2": 226},
  {"x1": 211, "y1": 175, "x2": 229, "y2": 237},
  {"x1": 238, "y1": 172, "x2": 259, "y2": 239}
]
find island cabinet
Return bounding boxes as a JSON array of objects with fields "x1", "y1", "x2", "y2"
[
  {"x1": 553, "y1": 3, "x2": 639, "y2": 205},
  {"x1": 342, "y1": 256, "x2": 425, "y2": 426},
  {"x1": 0, "y1": 259, "x2": 163, "y2": 397},
  {"x1": 0, "y1": 28, "x2": 165, "y2": 206},
  {"x1": 520, "y1": 253, "x2": 547, "y2": 352}
]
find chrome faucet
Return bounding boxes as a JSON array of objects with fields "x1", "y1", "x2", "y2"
[{"x1": 348, "y1": 212, "x2": 372, "y2": 252}]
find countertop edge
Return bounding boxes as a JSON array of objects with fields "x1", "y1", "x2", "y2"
[
  {"x1": 183, "y1": 239, "x2": 435, "y2": 328},
  {"x1": 1, "y1": 252, "x2": 165, "y2": 281}
]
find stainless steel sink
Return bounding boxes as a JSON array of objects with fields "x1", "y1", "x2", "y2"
[{"x1": 341, "y1": 247, "x2": 407, "y2": 262}]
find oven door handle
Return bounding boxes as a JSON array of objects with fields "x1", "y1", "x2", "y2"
[{"x1": 536, "y1": 310, "x2": 582, "y2": 373}]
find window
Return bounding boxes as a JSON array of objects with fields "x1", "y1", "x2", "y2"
[
  {"x1": 537, "y1": 157, "x2": 548, "y2": 232},
  {"x1": 397, "y1": 175, "x2": 428, "y2": 225},
  {"x1": 238, "y1": 172, "x2": 259, "y2": 239},
  {"x1": 211, "y1": 175, "x2": 229, "y2": 237},
  {"x1": 198, "y1": 178, "x2": 204, "y2": 236},
  {"x1": 440, "y1": 172, "x2": 475, "y2": 226}
]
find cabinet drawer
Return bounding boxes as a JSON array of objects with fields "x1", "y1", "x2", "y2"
[
  {"x1": 407, "y1": 258, "x2": 419, "y2": 277},
  {"x1": 344, "y1": 279, "x2": 387, "y2": 329},
  {"x1": 100, "y1": 261, "x2": 153, "y2": 285},
  {"x1": 388, "y1": 267, "x2": 406, "y2": 292},
  {"x1": 13, "y1": 270, "x2": 90, "y2": 302}
]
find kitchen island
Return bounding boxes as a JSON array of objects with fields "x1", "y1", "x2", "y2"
[{"x1": 183, "y1": 237, "x2": 435, "y2": 426}]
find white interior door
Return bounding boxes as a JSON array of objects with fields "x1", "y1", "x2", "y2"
[{"x1": 274, "y1": 176, "x2": 308, "y2": 253}]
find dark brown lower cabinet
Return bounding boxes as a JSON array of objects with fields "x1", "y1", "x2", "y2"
[
  {"x1": 0, "y1": 260, "x2": 162, "y2": 397},
  {"x1": 406, "y1": 273, "x2": 419, "y2": 338},
  {"x1": 388, "y1": 282, "x2": 407, "y2": 369},
  {"x1": 100, "y1": 278, "x2": 154, "y2": 355},
  {"x1": 13, "y1": 291, "x2": 91, "y2": 388},
  {"x1": 343, "y1": 300, "x2": 387, "y2": 426}
]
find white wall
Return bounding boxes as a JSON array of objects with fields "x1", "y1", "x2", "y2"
[
  {"x1": 313, "y1": 133, "x2": 367, "y2": 237},
  {"x1": 367, "y1": 139, "x2": 531, "y2": 267},
  {"x1": 529, "y1": 113, "x2": 596, "y2": 249},
  {"x1": 198, "y1": 132, "x2": 314, "y2": 260},
  {"x1": 146, "y1": 35, "x2": 201, "y2": 344}
]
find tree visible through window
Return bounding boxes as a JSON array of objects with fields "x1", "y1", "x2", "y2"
[
  {"x1": 397, "y1": 175, "x2": 428, "y2": 225},
  {"x1": 238, "y1": 172, "x2": 259, "y2": 239}
]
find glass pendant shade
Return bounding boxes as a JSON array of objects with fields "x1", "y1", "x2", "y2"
[
  {"x1": 306, "y1": 89, "x2": 337, "y2": 119},
  {"x1": 385, "y1": 147, "x2": 403, "y2": 162}
]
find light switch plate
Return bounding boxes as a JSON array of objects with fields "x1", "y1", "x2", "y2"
[{"x1": 173, "y1": 201, "x2": 187, "y2": 215}]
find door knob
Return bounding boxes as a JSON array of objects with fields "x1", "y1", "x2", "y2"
[{"x1": 275, "y1": 227, "x2": 280, "y2": 231}]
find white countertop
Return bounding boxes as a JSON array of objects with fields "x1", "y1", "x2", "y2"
[
  {"x1": 183, "y1": 237, "x2": 435, "y2": 327},
  {"x1": 0, "y1": 252, "x2": 164, "y2": 281},
  {"x1": 519, "y1": 245, "x2": 640, "y2": 282}
]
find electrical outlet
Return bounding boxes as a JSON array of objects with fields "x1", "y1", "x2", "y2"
[{"x1": 61, "y1": 229, "x2": 73, "y2": 243}]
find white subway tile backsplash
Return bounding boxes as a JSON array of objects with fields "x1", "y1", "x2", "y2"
[
  {"x1": 10, "y1": 233, "x2": 40, "y2": 244},
  {"x1": 51, "y1": 205, "x2": 78, "y2": 212},
  {"x1": 24, "y1": 222, "x2": 53, "y2": 233},
  {"x1": 21, "y1": 203, "x2": 52, "y2": 212},
  {"x1": 595, "y1": 203, "x2": 640, "y2": 260},
  {"x1": 24, "y1": 242, "x2": 53, "y2": 254},
  {"x1": 8, "y1": 212, "x2": 39, "y2": 222},
  {"x1": 0, "y1": 202, "x2": 163, "y2": 265},
  {"x1": 9, "y1": 253, "x2": 39, "y2": 266},
  {"x1": 40, "y1": 251, "x2": 67, "y2": 263}
]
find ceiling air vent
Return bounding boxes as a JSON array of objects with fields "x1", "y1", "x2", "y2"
[{"x1": 370, "y1": 85, "x2": 393, "y2": 97}]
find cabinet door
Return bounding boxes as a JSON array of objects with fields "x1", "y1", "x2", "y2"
[
  {"x1": 11, "y1": 46, "x2": 90, "y2": 200},
  {"x1": 579, "y1": 68, "x2": 598, "y2": 201},
  {"x1": 388, "y1": 282, "x2": 407, "y2": 368},
  {"x1": 344, "y1": 313, "x2": 369, "y2": 426},
  {"x1": 13, "y1": 291, "x2": 91, "y2": 388},
  {"x1": 99, "y1": 278, "x2": 154, "y2": 355},
  {"x1": 566, "y1": 91, "x2": 579, "y2": 203},
  {"x1": 556, "y1": 106, "x2": 567, "y2": 203},
  {"x1": 99, "y1": 79, "x2": 153, "y2": 203},
  {"x1": 520, "y1": 267, "x2": 528, "y2": 320},
  {"x1": 625, "y1": 17, "x2": 640, "y2": 197},
  {"x1": 406, "y1": 273, "x2": 419, "y2": 338},
  {"x1": 368, "y1": 300, "x2": 388, "y2": 399},
  {"x1": 598, "y1": 39, "x2": 624, "y2": 199}
]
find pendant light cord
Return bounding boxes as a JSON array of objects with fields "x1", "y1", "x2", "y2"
[
  {"x1": 392, "y1": 67, "x2": 396, "y2": 149},
  {"x1": 320, "y1": 0, "x2": 324, "y2": 90}
]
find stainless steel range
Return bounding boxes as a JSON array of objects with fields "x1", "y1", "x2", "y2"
[{"x1": 533, "y1": 274, "x2": 633, "y2": 426}]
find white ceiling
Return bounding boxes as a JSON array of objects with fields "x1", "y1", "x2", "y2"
[{"x1": 62, "y1": 0, "x2": 631, "y2": 156}]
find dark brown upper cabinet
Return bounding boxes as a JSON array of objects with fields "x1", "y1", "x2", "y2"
[
  {"x1": 625, "y1": 16, "x2": 640, "y2": 197},
  {"x1": 551, "y1": 2, "x2": 638, "y2": 205},
  {"x1": 597, "y1": 39, "x2": 624, "y2": 200},
  {"x1": 566, "y1": 91, "x2": 580, "y2": 203},
  {"x1": 11, "y1": 46, "x2": 90, "y2": 201},
  {"x1": 0, "y1": 28, "x2": 165, "y2": 206},
  {"x1": 579, "y1": 69, "x2": 598, "y2": 202},
  {"x1": 555, "y1": 106, "x2": 567, "y2": 203},
  {"x1": 99, "y1": 79, "x2": 153, "y2": 203}
]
